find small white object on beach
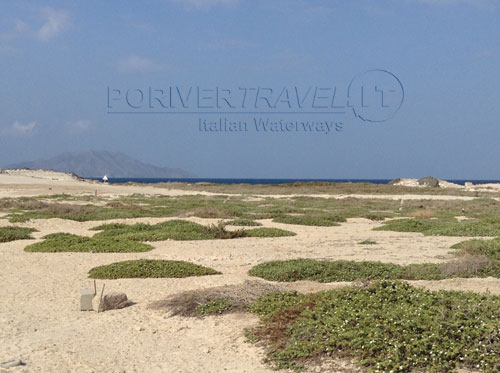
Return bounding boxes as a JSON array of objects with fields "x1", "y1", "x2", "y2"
[
  {"x1": 102, "y1": 174, "x2": 108, "y2": 183},
  {"x1": 80, "y1": 289, "x2": 96, "y2": 311},
  {"x1": 1, "y1": 359, "x2": 24, "y2": 368}
]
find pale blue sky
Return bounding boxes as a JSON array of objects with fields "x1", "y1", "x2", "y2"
[{"x1": 1, "y1": 0, "x2": 499, "y2": 178}]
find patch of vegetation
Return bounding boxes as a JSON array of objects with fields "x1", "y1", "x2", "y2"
[
  {"x1": 88, "y1": 259, "x2": 221, "y2": 279},
  {"x1": 4, "y1": 194, "x2": 500, "y2": 240},
  {"x1": 149, "y1": 280, "x2": 281, "y2": 317},
  {"x1": 452, "y1": 237, "x2": 500, "y2": 260},
  {"x1": 375, "y1": 217, "x2": 500, "y2": 236},
  {"x1": 24, "y1": 233, "x2": 152, "y2": 253},
  {"x1": 92, "y1": 220, "x2": 227, "y2": 241},
  {"x1": 273, "y1": 215, "x2": 345, "y2": 226},
  {"x1": 362, "y1": 212, "x2": 390, "y2": 221},
  {"x1": 226, "y1": 218, "x2": 262, "y2": 226},
  {"x1": 0, "y1": 226, "x2": 37, "y2": 243},
  {"x1": 195, "y1": 298, "x2": 233, "y2": 316},
  {"x1": 154, "y1": 180, "x2": 491, "y2": 197},
  {"x1": 248, "y1": 281, "x2": 500, "y2": 372},
  {"x1": 26, "y1": 220, "x2": 295, "y2": 254},
  {"x1": 205, "y1": 221, "x2": 247, "y2": 239},
  {"x1": 92, "y1": 220, "x2": 294, "y2": 241},
  {"x1": 249, "y1": 258, "x2": 499, "y2": 282},
  {"x1": 249, "y1": 290, "x2": 305, "y2": 321},
  {"x1": 192, "y1": 207, "x2": 235, "y2": 219},
  {"x1": 359, "y1": 239, "x2": 377, "y2": 245},
  {"x1": 244, "y1": 228, "x2": 296, "y2": 238},
  {"x1": 249, "y1": 259, "x2": 406, "y2": 282}
]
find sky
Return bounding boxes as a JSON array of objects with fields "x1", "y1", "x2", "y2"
[{"x1": 0, "y1": 0, "x2": 499, "y2": 179}]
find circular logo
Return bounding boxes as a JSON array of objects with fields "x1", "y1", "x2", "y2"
[{"x1": 347, "y1": 69, "x2": 404, "y2": 123}]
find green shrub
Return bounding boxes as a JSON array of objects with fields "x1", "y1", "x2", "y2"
[
  {"x1": 0, "y1": 226, "x2": 37, "y2": 243},
  {"x1": 93, "y1": 220, "x2": 294, "y2": 241},
  {"x1": 248, "y1": 258, "x2": 497, "y2": 282},
  {"x1": 452, "y1": 237, "x2": 500, "y2": 260},
  {"x1": 248, "y1": 281, "x2": 500, "y2": 372},
  {"x1": 376, "y1": 218, "x2": 500, "y2": 236},
  {"x1": 226, "y1": 218, "x2": 262, "y2": 226},
  {"x1": 88, "y1": 259, "x2": 221, "y2": 279},
  {"x1": 248, "y1": 291, "x2": 305, "y2": 321},
  {"x1": 273, "y1": 215, "x2": 345, "y2": 227},
  {"x1": 249, "y1": 259, "x2": 406, "y2": 282},
  {"x1": 244, "y1": 228, "x2": 296, "y2": 238},
  {"x1": 363, "y1": 213, "x2": 390, "y2": 221},
  {"x1": 195, "y1": 298, "x2": 233, "y2": 316},
  {"x1": 93, "y1": 220, "x2": 215, "y2": 241},
  {"x1": 26, "y1": 220, "x2": 296, "y2": 254},
  {"x1": 359, "y1": 239, "x2": 377, "y2": 245},
  {"x1": 24, "y1": 233, "x2": 152, "y2": 253}
]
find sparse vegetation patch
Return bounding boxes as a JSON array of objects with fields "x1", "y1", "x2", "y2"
[
  {"x1": 24, "y1": 233, "x2": 152, "y2": 253},
  {"x1": 0, "y1": 226, "x2": 37, "y2": 243},
  {"x1": 88, "y1": 259, "x2": 221, "y2": 279},
  {"x1": 273, "y1": 215, "x2": 345, "y2": 226},
  {"x1": 249, "y1": 257, "x2": 500, "y2": 282},
  {"x1": 226, "y1": 218, "x2": 262, "y2": 226},
  {"x1": 248, "y1": 281, "x2": 500, "y2": 372},
  {"x1": 375, "y1": 217, "x2": 500, "y2": 236},
  {"x1": 359, "y1": 239, "x2": 377, "y2": 245}
]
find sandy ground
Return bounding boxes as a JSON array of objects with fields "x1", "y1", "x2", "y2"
[{"x1": 1, "y1": 172, "x2": 500, "y2": 372}]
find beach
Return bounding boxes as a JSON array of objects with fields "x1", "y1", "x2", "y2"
[{"x1": 1, "y1": 171, "x2": 500, "y2": 372}]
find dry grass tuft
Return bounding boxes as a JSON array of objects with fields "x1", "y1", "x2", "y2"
[
  {"x1": 440, "y1": 255, "x2": 492, "y2": 276},
  {"x1": 148, "y1": 280, "x2": 283, "y2": 317},
  {"x1": 193, "y1": 207, "x2": 234, "y2": 219},
  {"x1": 411, "y1": 209, "x2": 434, "y2": 218}
]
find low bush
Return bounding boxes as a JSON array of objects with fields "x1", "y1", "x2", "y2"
[
  {"x1": 248, "y1": 258, "x2": 500, "y2": 282},
  {"x1": 375, "y1": 218, "x2": 500, "y2": 236},
  {"x1": 195, "y1": 298, "x2": 233, "y2": 316},
  {"x1": 244, "y1": 228, "x2": 296, "y2": 238},
  {"x1": 273, "y1": 215, "x2": 345, "y2": 227},
  {"x1": 226, "y1": 218, "x2": 262, "y2": 226},
  {"x1": 359, "y1": 239, "x2": 377, "y2": 245},
  {"x1": 248, "y1": 281, "x2": 500, "y2": 372},
  {"x1": 88, "y1": 259, "x2": 221, "y2": 279},
  {"x1": 0, "y1": 226, "x2": 37, "y2": 243},
  {"x1": 24, "y1": 233, "x2": 152, "y2": 253},
  {"x1": 92, "y1": 220, "x2": 294, "y2": 241}
]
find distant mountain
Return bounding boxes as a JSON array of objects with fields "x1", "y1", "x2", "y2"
[{"x1": 5, "y1": 150, "x2": 196, "y2": 178}]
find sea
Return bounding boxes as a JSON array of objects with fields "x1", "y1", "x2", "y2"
[{"x1": 88, "y1": 178, "x2": 500, "y2": 186}]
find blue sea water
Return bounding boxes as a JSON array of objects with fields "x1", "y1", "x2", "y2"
[{"x1": 88, "y1": 178, "x2": 500, "y2": 186}]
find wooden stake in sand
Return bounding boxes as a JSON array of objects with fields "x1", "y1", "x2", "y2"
[
  {"x1": 97, "y1": 284, "x2": 105, "y2": 313},
  {"x1": 93, "y1": 280, "x2": 97, "y2": 295}
]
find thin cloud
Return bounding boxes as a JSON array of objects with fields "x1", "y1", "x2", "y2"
[
  {"x1": 37, "y1": 8, "x2": 71, "y2": 41},
  {"x1": 0, "y1": 20, "x2": 27, "y2": 41},
  {"x1": 11, "y1": 121, "x2": 37, "y2": 135},
  {"x1": 118, "y1": 55, "x2": 164, "y2": 73},
  {"x1": 66, "y1": 120, "x2": 92, "y2": 133},
  {"x1": 0, "y1": 20, "x2": 27, "y2": 51}
]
